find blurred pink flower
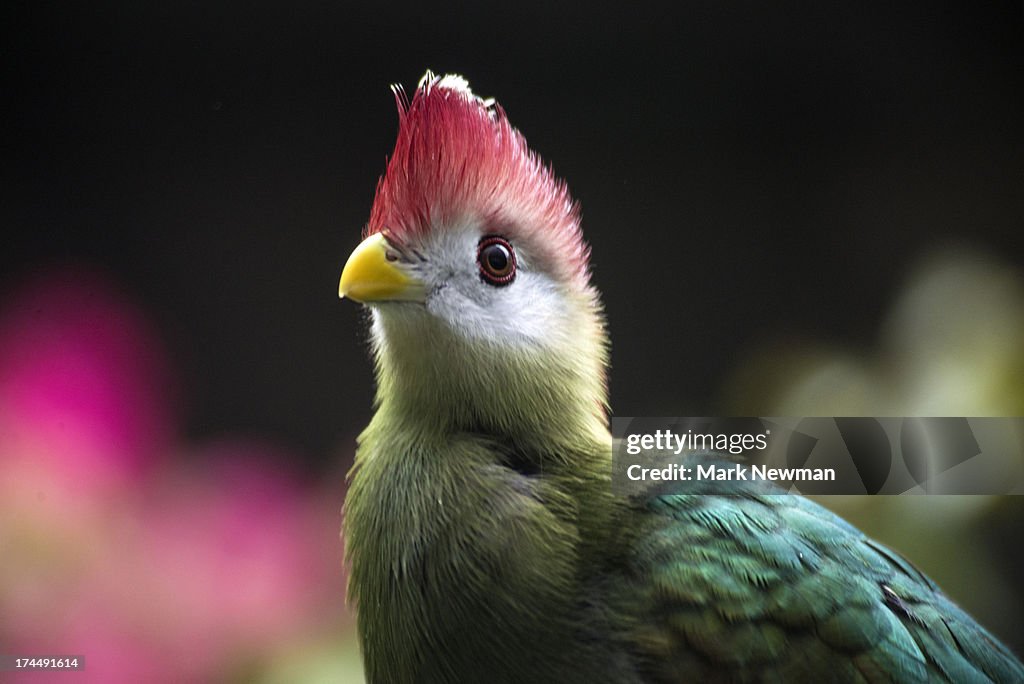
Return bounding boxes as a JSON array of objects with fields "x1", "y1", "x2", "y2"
[
  {"x1": 0, "y1": 265, "x2": 349, "y2": 682},
  {"x1": 132, "y1": 442, "x2": 343, "y2": 661},
  {"x1": 5, "y1": 440, "x2": 345, "y2": 683},
  {"x1": 0, "y1": 265, "x2": 175, "y2": 493}
]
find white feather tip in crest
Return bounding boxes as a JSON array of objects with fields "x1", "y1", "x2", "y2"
[{"x1": 418, "y1": 70, "x2": 497, "y2": 115}]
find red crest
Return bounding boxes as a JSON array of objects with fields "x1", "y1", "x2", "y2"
[{"x1": 365, "y1": 72, "x2": 590, "y2": 286}]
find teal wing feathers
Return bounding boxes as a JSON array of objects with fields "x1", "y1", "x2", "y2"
[{"x1": 631, "y1": 487, "x2": 1023, "y2": 683}]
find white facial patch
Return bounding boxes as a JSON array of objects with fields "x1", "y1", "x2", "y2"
[{"x1": 391, "y1": 220, "x2": 576, "y2": 351}]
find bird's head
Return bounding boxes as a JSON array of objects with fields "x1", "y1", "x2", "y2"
[{"x1": 340, "y1": 72, "x2": 608, "y2": 447}]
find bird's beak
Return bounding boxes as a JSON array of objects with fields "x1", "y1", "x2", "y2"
[{"x1": 339, "y1": 233, "x2": 426, "y2": 303}]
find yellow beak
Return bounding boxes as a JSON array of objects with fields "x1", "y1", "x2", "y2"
[{"x1": 339, "y1": 233, "x2": 426, "y2": 303}]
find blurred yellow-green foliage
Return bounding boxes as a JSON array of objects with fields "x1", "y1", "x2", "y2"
[
  {"x1": 724, "y1": 247, "x2": 1024, "y2": 652},
  {"x1": 725, "y1": 248, "x2": 1024, "y2": 417}
]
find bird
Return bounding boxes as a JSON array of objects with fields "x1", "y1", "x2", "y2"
[{"x1": 337, "y1": 71, "x2": 1024, "y2": 683}]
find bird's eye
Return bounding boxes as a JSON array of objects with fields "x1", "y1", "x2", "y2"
[{"x1": 477, "y1": 236, "x2": 516, "y2": 286}]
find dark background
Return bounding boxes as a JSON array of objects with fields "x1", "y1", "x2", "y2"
[{"x1": 6, "y1": 2, "x2": 1023, "y2": 465}]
